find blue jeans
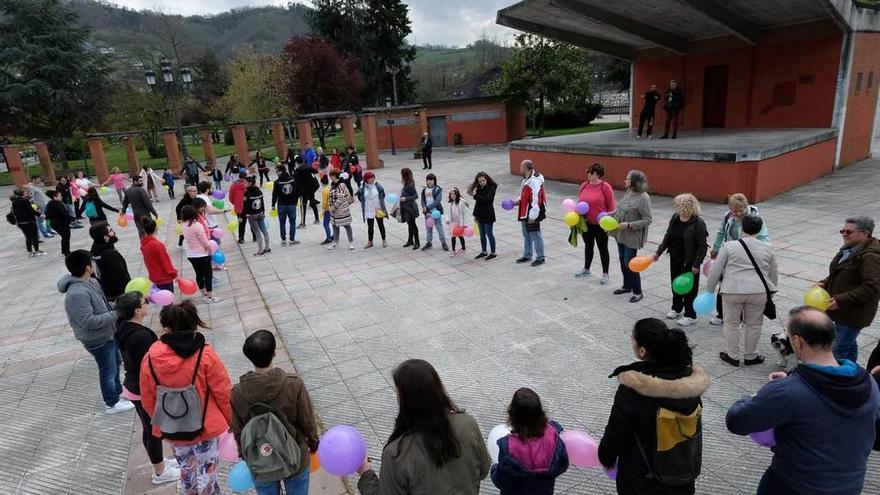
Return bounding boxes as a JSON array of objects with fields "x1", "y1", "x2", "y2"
[
  {"x1": 277, "y1": 204, "x2": 297, "y2": 241},
  {"x1": 322, "y1": 211, "x2": 332, "y2": 240},
  {"x1": 832, "y1": 322, "x2": 862, "y2": 362},
  {"x1": 155, "y1": 282, "x2": 174, "y2": 293},
  {"x1": 478, "y1": 221, "x2": 496, "y2": 253},
  {"x1": 426, "y1": 216, "x2": 447, "y2": 244},
  {"x1": 254, "y1": 469, "x2": 309, "y2": 495},
  {"x1": 521, "y1": 221, "x2": 544, "y2": 260},
  {"x1": 37, "y1": 208, "x2": 52, "y2": 237},
  {"x1": 84, "y1": 339, "x2": 123, "y2": 407},
  {"x1": 617, "y1": 242, "x2": 642, "y2": 295}
]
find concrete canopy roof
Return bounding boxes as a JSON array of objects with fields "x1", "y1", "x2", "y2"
[{"x1": 497, "y1": 0, "x2": 847, "y2": 59}]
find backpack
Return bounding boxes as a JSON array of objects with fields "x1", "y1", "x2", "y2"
[
  {"x1": 148, "y1": 345, "x2": 209, "y2": 441},
  {"x1": 84, "y1": 201, "x2": 98, "y2": 218},
  {"x1": 635, "y1": 404, "x2": 702, "y2": 486},
  {"x1": 6, "y1": 210, "x2": 15, "y2": 225},
  {"x1": 240, "y1": 401, "x2": 301, "y2": 482}
]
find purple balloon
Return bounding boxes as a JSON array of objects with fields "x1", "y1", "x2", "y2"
[
  {"x1": 749, "y1": 429, "x2": 776, "y2": 448},
  {"x1": 224, "y1": 174, "x2": 232, "y2": 182},
  {"x1": 606, "y1": 464, "x2": 618, "y2": 480},
  {"x1": 501, "y1": 199, "x2": 515, "y2": 211},
  {"x1": 597, "y1": 211, "x2": 609, "y2": 220},
  {"x1": 317, "y1": 425, "x2": 366, "y2": 477},
  {"x1": 212, "y1": 190, "x2": 226, "y2": 200},
  {"x1": 575, "y1": 201, "x2": 589, "y2": 215}
]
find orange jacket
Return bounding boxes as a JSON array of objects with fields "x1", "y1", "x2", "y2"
[{"x1": 139, "y1": 335, "x2": 232, "y2": 445}]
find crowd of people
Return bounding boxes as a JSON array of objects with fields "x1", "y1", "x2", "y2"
[{"x1": 10, "y1": 142, "x2": 876, "y2": 494}]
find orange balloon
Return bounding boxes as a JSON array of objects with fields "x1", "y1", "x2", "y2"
[
  {"x1": 628, "y1": 256, "x2": 653, "y2": 273},
  {"x1": 310, "y1": 452, "x2": 320, "y2": 473},
  {"x1": 117, "y1": 215, "x2": 128, "y2": 228}
]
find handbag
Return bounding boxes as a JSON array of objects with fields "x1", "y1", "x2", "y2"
[{"x1": 738, "y1": 239, "x2": 777, "y2": 320}]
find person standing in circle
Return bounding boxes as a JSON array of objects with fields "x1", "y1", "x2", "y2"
[
  {"x1": 399, "y1": 167, "x2": 420, "y2": 250},
  {"x1": 244, "y1": 175, "x2": 270, "y2": 256},
  {"x1": 514, "y1": 160, "x2": 546, "y2": 267},
  {"x1": 575, "y1": 162, "x2": 616, "y2": 284},
  {"x1": 357, "y1": 171, "x2": 388, "y2": 248},
  {"x1": 611, "y1": 170, "x2": 652, "y2": 303},
  {"x1": 467, "y1": 171, "x2": 498, "y2": 261}
]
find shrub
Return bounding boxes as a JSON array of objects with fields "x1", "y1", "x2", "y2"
[{"x1": 541, "y1": 103, "x2": 603, "y2": 129}]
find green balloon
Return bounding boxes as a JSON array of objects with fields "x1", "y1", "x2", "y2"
[
  {"x1": 672, "y1": 272, "x2": 695, "y2": 295},
  {"x1": 212, "y1": 200, "x2": 225, "y2": 210},
  {"x1": 125, "y1": 277, "x2": 151, "y2": 297}
]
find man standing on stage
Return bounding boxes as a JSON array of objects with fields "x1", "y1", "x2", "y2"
[
  {"x1": 637, "y1": 84, "x2": 662, "y2": 139},
  {"x1": 661, "y1": 79, "x2": 685, "y2": 139}
]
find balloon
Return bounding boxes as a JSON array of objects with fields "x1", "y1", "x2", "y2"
[
  {"x1": 218, "y1": 430, "x2": 239, "y2": 462},
  {"x1": 425, "y1": 217, "x2": 435, "y2": 229},
  {"x1": 501, "y1": 199, "x2": 515, "y2": 211},
  {"x1": 227, "y1": 220, "x2": 239, "y2": 233},
  {"x1": 117, "y1": 216, "x2": 128, "y2": 228},
  {"x1": 265, "y1": 182, "x2": 274, "y2": 190},
  {"x1": 606, "y1": 464, "x2": 618, "y2": 479},
  {"x1": 124, "y1": 277, "x2": 151, "y2": 297},
  {"x1": 628, "y1": 256, "x2": 653, "y2": 273},
  {"x1": 694, "y1": 292, "x2": 716, "y2": 315},
  {"x1": 151, "y1": 290, "x2": 175, "y2": 307},
  {"x1": 212, "y1": 200, "x2": 225, "y2": 210},
  {"x1": 149, "y1": 285, "x2": 160, "y2": 297},
  {"x1": 702, "y1": 258, "x2": 713, "y2": 277},
  {"x1": 212, "y1": 228, "x2": 224, "y2": 238},
  {"x1": 376, "y1": 209, "x2": 386, "y2": 219},
  {"x1": 672, "y1": 272, "x2": 695, "y2": 295},
  {"x1": 228, "y1": 460, "x2": 254, "y2": 492},
  {"x1": 599, "y1": 216, "x2": 619, "y2": 231},
  {"x1": 431, "y1": 209, "x2": 441, "y2": 219},
  {"x1": 175, "y1": 223, "x2": 183, "y2": 235},
  {"x1": 310, "y1": 452, "x2": 320, "y2": 473},
  {"x1": 177, "y1": 278, "x2": 198, "y2": 295},
  {"x1": 213, "y1": 251, "x2": 226, "y2": 264},
  {"x1": 560, "y1": 430, "x2": 601, "y2": 468},
  {"x1": 273, "y1": 156, "x2": 280, "y2": 162},
  {"x1": 464, "y1": 226, "x2": 474, "y2": 237},
  {"x1": 749, "y1": 429, "x2": 776, "y2": 448},
  {"x1": 155, "y1": 217, "x2": 165, "y2": 226},
  {"x1": 224, "y1": 174, "x2": 232, "y2": 182},
  {"x1": 99, "y1": 186, "x2": 109, "y2": 195},
  {"x1": 269, "y1": 209, "x2": 278, "y2": 218},
  {"x1": 317, "y1": 425, "x2": 366, "y2": 477},
  {"x1": 212, "y1": 190, "x2": 226, "y2": 200},
  {"x1": 385, "y1": 194, "x2": 399, "y2": 204},
  {"x1": 452, "y1": 226, "x2": 465, "y2": 237},
  {"x1": 472, "y1": 222, "x2": 480, "y2": 235},
  {"x1": 804, "y1": 287, "x2": 832, "y2": 311},
  {"x1": 163, "y1": 185, "x2": 169, "y2": 190},
  {"x1": 208, "y1": 240, "x2": 219, "y2": 254},
  {"x1": 575, "y1": 201, "x2": 590, "y2": 215},
  {"x1": 487, "y1": 424, "x2": 511, "y2": 464},
  {"x1": 597, "y1": 211, "x2": 609, "y2": 220},
  {"x1": 562, "y1": 198, "x2": 576, "y2": 212},
  {"x1": 125, "y1": 212, "x2": 134, "y2": 220},
  {"x1": 564, "y1": 211, "x2": 580, "y2": 227}
]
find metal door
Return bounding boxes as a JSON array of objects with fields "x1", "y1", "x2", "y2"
[{"x1": 428, "y1": 116, "x2": 447, "y2": 147}]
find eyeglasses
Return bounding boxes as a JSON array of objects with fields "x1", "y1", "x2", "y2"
[{"x1": 840, "y1": 229, "x2": 864, "y2": 236}]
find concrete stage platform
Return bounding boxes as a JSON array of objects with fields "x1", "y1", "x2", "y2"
[{"x1": 509, "y1": 128, "x2": 840, "y2": 202}]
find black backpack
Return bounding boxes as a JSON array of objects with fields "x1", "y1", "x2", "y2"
[{"x1": 635, "y1": 404, "x2": 703, "y2": 486}]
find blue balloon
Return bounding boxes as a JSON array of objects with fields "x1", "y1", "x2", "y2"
[
  {"x1": 385, "y1": 194, "x2": 398, "y2": 203},
  {"x1": 431, "y1": 209, "x2": 441, "y2": 219},
  {"x1": 694, "y1": 292, "x2": 716, "y2": 315},
  {"x1": 228, "y1": 460, "x2": 254, "y2": 492},
  {"x1": 213, "y1": 251, "x2": 226, "y2": 264}
]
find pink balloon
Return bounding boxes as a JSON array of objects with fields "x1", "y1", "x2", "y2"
[
  {"x1": 125, "y1": 212, "x2": 134, "y2": 220},
  {"x1": 218, "y1": 430, "x2": 240, "y2": 462},
  {"x1": 151, "y1": 289, "x2": 174, "y2": 306},
  {"x1": 560, "y1": 430, "x2": 601, "y2": 468},
  {"x1": 701, "y1": 258, "x2": 713, "y2": 277},
  {"x1": 212, "y1": 228, "x2": 225, "y2": 239},
  {"x1": 464, "y1": 227, "x2": 474, "y2": 238},
  {"x1": 425, "y1": 217, "x2": 435, "y2": 229},
  {"x1": 562, "y1": 199, "x2": 576, "y2": 212},
  {"x1": 208, "y1": 240, "x2": 219, "y2": 254}
]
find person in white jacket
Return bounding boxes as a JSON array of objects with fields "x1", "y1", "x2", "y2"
[
  {"x1": 513, "y1": 160, "x2": 547, "y2": 266},
  {"x1": 447, "y1": 187, "x2": 470, "y2": 256},
  {"x1": 139, "y1": 167, "x2": 163, "y2": 202}
]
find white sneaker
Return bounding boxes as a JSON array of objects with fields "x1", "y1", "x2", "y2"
[
  {"x1": 326, "y1": 243, "x2": 337, "y2": 250},
  {"x1": 204, "y1": 296, "x2": 222, "y2": 304},
  {"x1": 349, "y1": 243, "x2": 355, "y2": 250},
  {"x1": 709, "y1": 317, "x2": 723, "y2": 326},
  {"x1": 666, "y1": 310, "x2": 682, "y2": 319},
  {"x1": 600, "y1": 273, "x2": 610, "y2": 285},
  {"x1": 164, "y1": 457, "x2": 179, "y2": 469},
  {"x1": 106, "y1": 399, "x2": 135, "y2": 415},
  {"x1": 677, "y1": 316, "x2": 697, "y2": 327},
  {"x1": 152, "y1": 465, "x2": 180, "y2": 485}
]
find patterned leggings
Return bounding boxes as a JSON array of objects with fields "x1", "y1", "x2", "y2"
[{"x1": 172, "y1": 437, "x2": 220, "y2": 495}]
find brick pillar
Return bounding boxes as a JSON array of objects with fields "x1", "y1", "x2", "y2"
[
  {"x1": 122, "y1": 136, "x2": 141, "y2": 176},
  {"x1": 87, "y1": 137, "x2": 110, "y2": 183},
  {"x1": 419, "y1": 109, "x2": 428, "y2": 135},
  {"x1": 161, "y1": 131, "x2": 182, "y2": 175},
  {"x1": 231, "y1": 126, "x2": 249, "y2": 164},
  {"x1": 33, "y1": 142, "x2": 57, "y2": 185},
  {"x1": 361, "y1": 114, "x2": 382, "y2": 170},
  {"x1": 341, "y1": 115, "x2": 356, "y2": 149},
  {"x1": 271, "y1": 121, "x2": 287, "y2": 161},
  {"x1": 295, "y1": 120, "x2": 313, "y2": 150},
  {"x1": 2, "y1": 145, "x2": 27, "y2": 187},
  {"x1": 199, "y1": 129, "x2": 216, "y2": 169}
]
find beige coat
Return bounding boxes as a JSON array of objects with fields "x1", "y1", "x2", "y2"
[{"x1": 706, "y1": 236, "x2": 778, "y2": 294}]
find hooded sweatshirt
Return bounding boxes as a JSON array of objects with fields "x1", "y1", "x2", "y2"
[
  {"x1": 727, "y1": 360, "x2": 880, "y2": 495},
  {"x1": 57, "y1": 274, "x2": 116, "y2": 348},
  {"x1": 491, "y1": 421, "x2": 569, "y2": 495},
  {"x1": 90, "y1": 240, "x2": 131, "y2": 300},
  {"x1": 141, "y1": 235, "x2": 177, "y2": 285},
  {"x1": 272, "y1": 172, "x2": 298, "y2": 208},
  {"x1": 229, "y1": 179, "x2": 248, "y2": 215},
  {"x1": 230, "y1": 368, "x2": 320, "y2": 478},
  {"x1": 115, "y1": 320, "x2": 157, "y2": 396},
  {"x1": 517, "y1": 172, "x2": 546, "y2": 222},
  {"x1": 139, "y1": 332, "x2": 232, "y2": 445}
]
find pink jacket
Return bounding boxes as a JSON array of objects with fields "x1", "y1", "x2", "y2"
[{"x1": 183, "y1": 221, "x2": 211, "y2": 258}]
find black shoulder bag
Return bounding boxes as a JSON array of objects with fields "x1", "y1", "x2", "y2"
[{"x1": 738, "y1": 239, "x2": 776, "y2": 320}]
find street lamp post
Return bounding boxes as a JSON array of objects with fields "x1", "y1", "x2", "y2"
[
  {"x1": 145, "y1": 59, "x2": 193, "y2": 160},
  {"x1": 386, "y1": 97, "x2": 396, "y2": 156}
]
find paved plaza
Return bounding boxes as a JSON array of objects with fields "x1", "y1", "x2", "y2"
[{"x1": 1, "y1": 144, "x2": 880, "y2": 494}]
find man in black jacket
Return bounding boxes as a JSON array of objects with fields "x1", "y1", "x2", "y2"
[
  {"x1": 272, "y1": 165, "x2": 300, "y2": 246},
  {"x1": 45, "y1": 189, "x2": 75, "y2": 256},
  {"x1": 637, "y1": 84, "x2": 662, "y2": 139},
  {"x1": 420, "y1": 132, "x2": 433, "y2": 169},
  {"x1": 661, "y1": 79, "x2": 685, "y2": 139},
  {"x1": 89, "y1": 222, "x2": 131, "y2": 301}
]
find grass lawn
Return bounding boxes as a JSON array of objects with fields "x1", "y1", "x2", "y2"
[{"x1": 527, "y1": 121, "x2": 629, "y2": 138}]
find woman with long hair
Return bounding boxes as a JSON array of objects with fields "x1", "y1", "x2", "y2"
[
  {"x1": 398, "y1": 167, "x2": 420, "y2": 250},
  {"x1": 250, "y1": 150, "x2": 272, "y2": 186},
  {"x1": 356, "y1": 359, "x2": 490, "y2": 494},
  {"x1": 598, "y1": 318, "x2": 707, "y2": 495},
  {"x1": 78, "y1": 186, "x2": 119, "y2": 223},
  {"x1": 181, "y1": 203, "x2": 219, "y2": 303},
  {"x1": 467, "y1": 171, "x2": 498, "y2": 260}
]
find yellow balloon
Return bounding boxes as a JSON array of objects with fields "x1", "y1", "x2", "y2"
[
  {"x1": 599, "y1": 215, "x2": 619, "y2": 231},
  {"x1": 472, "y1": 222, "x2": 479, "y2": 235},
  {"x1": 269, "y1": 209, "x2": 278, "y2": 218},
  {"x1": 265, "y1": 181, "x2": 274, "y2": 190},
  {"x1": 227, "y1": 220, "x2": 239, "y2": 232},
  {"x1": 804, "y1": 286, "x2": 832, "y2": 311},
  {"x1": 175, "y1": 223, "x2": 183, "y2": 235},
  {"x1": 563, "y1": 211, "x2": 580, "y2": 227},
  {"x1": 376, "y1": 209, "x2": 386, "y2": 219},
  {"x1": 156, "y1": 217, "x2": 165, "y2": 226}
]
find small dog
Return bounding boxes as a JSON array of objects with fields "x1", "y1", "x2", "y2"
[{"x1": 770, "y1": 332, "x2": 797, "y2": 372}]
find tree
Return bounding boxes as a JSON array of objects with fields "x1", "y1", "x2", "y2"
[
  {"x1": 214, "y1": 48, "x2": 289, "y2": 123},
  {"x1": 185, "y1": 51, "x2": 230, "y2": 124},
  {"x1": 282, "y1": 37, "x2": 363, "y2": 148},
  {"x1": 308, "y1": 0, "x2": 365, "y2": 56},
  {"x1": 362, "y1": 0, "x2": 416, "y2": 106},
  {"x1": 0, "y1": 0, "x2": 113, "y2": 162},
  {"x1": 485, "y1": 34, "x2": 594, "y2": 136}
]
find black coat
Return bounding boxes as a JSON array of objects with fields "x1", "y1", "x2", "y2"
[
  {"x1": 45, "y1": 200, "x2": 74, "y2": 228},
  {"x1": 664, "y1": 88, "x2": 684, "y2": 113},
  {"x1": 115, "y1": 320, "x2": 157, "y2": 395},
  {"x1": 11, "y1": 197, "x2": 37, "y2": 224},
  {"x1": 656, "y1": 215, "x2": 708, "y2": 270},
  {"x1": 598, "y1": 361, "x2": 708, "y2": 495},
  {"x1": 90, "y1": 241, "x2": 131, "y2": 299},
  {"x1": 472, "y1": 183, "x2": 497, "y2": 224},
  {"x1": 78, "y1": 196, "x2": 118, "y2": 221}
]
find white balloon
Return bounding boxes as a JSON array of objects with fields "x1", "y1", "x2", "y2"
[{"x1": 486, "y1": 423, "x2": 511, "y2": 464}]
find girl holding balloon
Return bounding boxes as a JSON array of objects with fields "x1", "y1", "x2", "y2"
[
  {"x1": 652, "y1": 193, "x2": 708, "y2": 327},
  {"x1": 598, "y1": 318, "x2": 708, "y2": 495},
  {"x1": 467, "y1": 171, "x2": 498, "y2": 260},
  {"x1": 181, "y1": 203, "x2": 220, "y2": 303},
  {"x1": 447, "y1": 187, "x2": 470, "y2": 256},
  {"x1": 576, "y1": 163, "x2": 617, "y2": 285},
  {"x1": 398, "y1": 167, "x2": 421, "y2": 250},
  {"x1": 610, "y1": 170, "x2": 652, "y2": 303}
]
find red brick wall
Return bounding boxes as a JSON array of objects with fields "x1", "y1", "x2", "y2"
[
  {"x1": 506, "y1": 104, "x2": 528, "y2": 141},
  {"x1": 840, "y1": 33, "x2": 880, "y2": 166}
]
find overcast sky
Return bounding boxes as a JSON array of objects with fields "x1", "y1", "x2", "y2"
[{"x1": 109, "y1": 0, "x2": 517, "y2": 47}]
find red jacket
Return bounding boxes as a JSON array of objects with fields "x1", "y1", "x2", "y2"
[
  {"x1": 229, "y1": 180, "x2": 247, "y2": 215},
  {"x1": 140, "y1": 335, "x2": 232, "y2": 445},
  {"x1": 140, "y1": 235, "x2": 177, "y2": 284}
]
